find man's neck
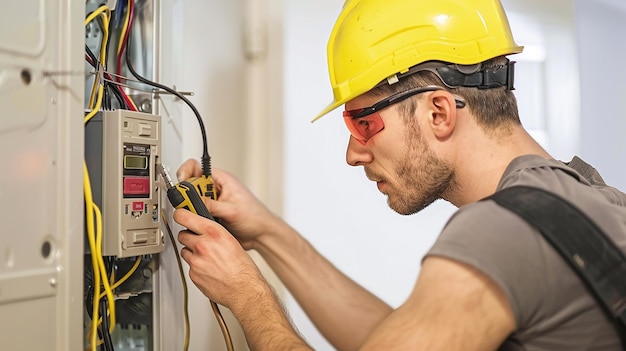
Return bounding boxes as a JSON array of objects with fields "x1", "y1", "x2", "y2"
[{"x1": 445, "y1": 125, "x2": 552, "y2": 207}]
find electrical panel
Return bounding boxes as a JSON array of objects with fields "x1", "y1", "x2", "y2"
[
  {"x1": 2, "y1": 0, "x2": 244, "y2": 350},
  {"x1": 85, "y1": 110, "x2": 163, "y2": 258},
  {"x1": 82, "y1": 1, "x2": 165, "y2": 349},
  {"x1": 104, "y1": 110, "x2": 162, "y2": 257}
]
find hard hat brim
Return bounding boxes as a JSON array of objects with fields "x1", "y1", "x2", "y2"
[{"x1": 311, "y1": 99, "x2": 344, "y2": 123}]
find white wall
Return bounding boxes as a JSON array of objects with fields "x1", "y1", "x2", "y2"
[{"x1": 575, "y1": 0, "x2": 626, "y2": 189}]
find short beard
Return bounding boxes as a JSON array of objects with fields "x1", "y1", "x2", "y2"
[{"x1": 388, "y1": 119, "x2": 455, "y2": 215}]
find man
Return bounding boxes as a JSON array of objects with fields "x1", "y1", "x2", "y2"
[{"x1": 174, "y1": 0, "x2": 626, "y2": 349}]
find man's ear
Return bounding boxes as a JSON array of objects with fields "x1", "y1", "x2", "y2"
[{"x1": 429, "y1": 91, "x2": 458, "y2": 140}]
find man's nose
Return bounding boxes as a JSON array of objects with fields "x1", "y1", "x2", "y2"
[{"x1": 346, "y1": 136, "x2": 373, "y2": 166}]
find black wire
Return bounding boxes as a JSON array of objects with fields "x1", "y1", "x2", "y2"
[
  {"x1": 103, "y1": 84, "x2": 111, "y2": 110},
  {"x1": 99, "y1": 298, "x2": 115, "y2": 351},
  {"x1": 86, "y1": 285, "x2": 95, "y2": 319},
  {"x1": 85, "y1": 44, "x2": 129, "y2": 110},
  {"x1": 93, "y1": 16, "x2": 115, "y2": 109},
  {"x1": 107, "y1": 82, "x2": 128, "y2": 109},
  {"x1": 124, "y1": 19, "x2": 212, "y2": 177},
  {"x1": 86, "y1": 45, "x2": 98, "y2": 65},
  {"x1": 97, "y1": 325, "x2": 106, "y2": 351}
]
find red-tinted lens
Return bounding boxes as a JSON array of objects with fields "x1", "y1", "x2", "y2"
[{"x1": 343, "y1": 110, "x2": 385, "y2": 144}]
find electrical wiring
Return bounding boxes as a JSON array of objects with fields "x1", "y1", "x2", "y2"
[
  {"x1": 84, "y1": 81, "x2": 104, "y2": 124},
  {"x1": 85, "y1": 6, "x2": 111, "y2": 33},
  {"x1": 161, "y1": 209, "x2": 235, "y2": 351},
  {"x1": 111, "y1": 256, "x2": 142, "y2": 290},
  {"x1": 85, "y1": 50, "x2": 137, "y2": 111},
  {"x1": 85, "y1": 44, "x2": 123, "y2": 110},
  {"x1": 116, "y1": 0, "x2": 133, "y2": 83},
  {"x1": 96, "y1": 15, "x2": 115, "y2": 111},
  {"x1": 210, "y1": 301, "x2": 235, "y2": 351},
  {"x1": 160, "y1": 210, "x2": 191, "y2": 351},
  {"x1": 100, "y1": 299, "x2": 114, "y2": 351},
  {"x1": 83, "y1": 163, "x2": 103, "y2": 351},
  {"x1": 85, "y1": 5, "x2": 111, "y2": 109},
  {"x1": 84, "y1": 7, "x2": 119, "y2": 351},
  {"x1": 87, "y1": 51, "x2": 102, "y2": 109}
]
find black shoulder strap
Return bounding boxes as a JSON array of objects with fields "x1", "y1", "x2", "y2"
[{"x1": 484, "y1": 186, "x2": 626, "y2": 348}]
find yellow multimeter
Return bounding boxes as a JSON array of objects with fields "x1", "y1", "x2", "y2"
[{"x1": 157, "y1": 164, "x2": 216, "y2": 221}]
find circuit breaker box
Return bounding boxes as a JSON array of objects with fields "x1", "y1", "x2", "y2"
[{"x1": 85, "y1": 110, "x2": 163, "y2": 258}]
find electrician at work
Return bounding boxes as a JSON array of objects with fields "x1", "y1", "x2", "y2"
[{"x1": 174, "y1": 0, "x2": 626, "y2": 349}]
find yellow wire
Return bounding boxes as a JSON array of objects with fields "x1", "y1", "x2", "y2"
[
  {"x1": 84, "y1": 164, "x2": 117, "y2": 341},
  {"x1": 83, "y1": 85, "x2": 104, "y2": 351},
  {"x1": 84, "y1": 84, "x2": 104, "y2": 124},
  {"x1": 84, "y1": 8, "x2": 114, "y2": 345},
  {"x1": 85, "y1": 5, "x2": 111, "y2": 27},
  {"x1": 211, "y1": 301, "x2": 235, "y2": 351},
  {"x1": 161, "y1": 209, "x2": 235, "y2": 351},
  {"x1": 94, "y1": 203, "x2": 116, "y2": 333},
  {"x1": 117, "y1": 0, "x2": 132, "y2": 55},
  {"x1": 127, "y1": 94, "x2": 139, "y2": 111},
  {"x1": 83, "y1": 163, "x2": 101, "y2": 351},
  {"x1": 85, "y1": 6, "x2": 111, "y2": 109},
  {"x1": 85, "y1": 11, "x2": 109, "y2": 117},
  {"x1": 112, "y1": 256, "x2": 142, "y2": 290}
]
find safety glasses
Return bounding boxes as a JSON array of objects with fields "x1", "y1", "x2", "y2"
[{"x1": 343, "y1": 86, "x2": 465, "y2": 144}]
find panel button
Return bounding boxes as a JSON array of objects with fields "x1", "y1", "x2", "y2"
[
  {"x1": 123, "y1": 176, "x2": 150, "y2": 196},
  {"x1": 138, "y1": 123, "x2": 152, "y2": 137},
  {"x1": 133, "y1": 231, "x2": 148, "y2": 244}
]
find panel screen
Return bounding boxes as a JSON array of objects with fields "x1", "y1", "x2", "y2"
[{"x1": 124, "y1": 155, "x2": 148, "y2": 170}]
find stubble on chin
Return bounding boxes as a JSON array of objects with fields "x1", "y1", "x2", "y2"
[{"x1": 391, "y1": 136, "x2": 455, "y2": 215}]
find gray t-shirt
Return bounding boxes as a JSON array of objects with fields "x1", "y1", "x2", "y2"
[{"x1": 427, "y1": 155, "x2": 626, "y2": 350}]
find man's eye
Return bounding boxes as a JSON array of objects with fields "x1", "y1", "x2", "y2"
[{"x1": 356, "y1": 119, "x2": 370, "y2": 131}]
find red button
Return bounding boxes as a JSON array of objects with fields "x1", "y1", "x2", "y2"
[
  {"x1": 124, "y1": 177, "x2": 150, "y2": 195},
  {"x1": 132, "y1": 201, "x2": 144, "y2": 211}
]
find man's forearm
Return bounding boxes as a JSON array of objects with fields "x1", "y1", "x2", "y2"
[
  {"x1": 254, "y1": 219, "x2": 393, "y2": 351},
  {"x1": 230, "y1": 280, "x2": 312, "y2": 351}
]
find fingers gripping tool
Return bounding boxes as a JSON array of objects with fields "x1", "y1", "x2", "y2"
[{"x1": 156, "y1": 163, "x2": 216, "y2": 221}]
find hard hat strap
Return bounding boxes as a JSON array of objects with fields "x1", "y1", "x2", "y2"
[{"x1": 384, "y1": 59, "x2": 516, "y2": 91}]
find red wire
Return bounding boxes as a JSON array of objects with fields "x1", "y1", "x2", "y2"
[
  {"x1": 116, "y1": 0, "x2": 135, "y2": 83},
  {"x1": 86, "y1": 53, "x2": 138, "y2": 111}
]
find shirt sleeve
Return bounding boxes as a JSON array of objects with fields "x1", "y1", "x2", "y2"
[{"x1": 425, "y1": 201, "x2": 577, "y2": 331}]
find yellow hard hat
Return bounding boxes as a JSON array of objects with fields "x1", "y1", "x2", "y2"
[{"x1": 313, "y1": 0, "x2": 523, "y2": 121}]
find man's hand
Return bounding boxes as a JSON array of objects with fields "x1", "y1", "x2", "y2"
[
  {"x1": 173, "y1": 205, "x2": 313, "y2": 350},
  {"x1": 174, "y1": 208, "x2": 264, "y2": 308},
  {"x1": 176, "y1": 158, "x2": 283, "y2": 251}
]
